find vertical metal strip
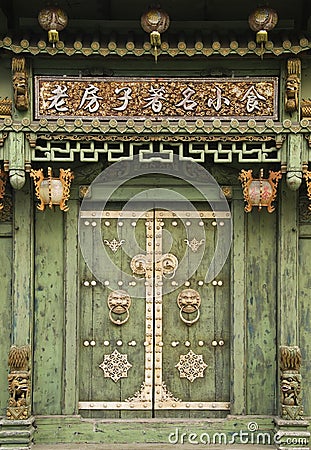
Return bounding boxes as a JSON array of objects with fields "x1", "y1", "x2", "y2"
[
  {"x1": 154, "y1": 211, "x2": 163, "y2": 407},
  {"x1": 144, "y1": 211, "x2": 154, "y2": 407}
]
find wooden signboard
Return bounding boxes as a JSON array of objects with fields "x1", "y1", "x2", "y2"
[{"x1": 34, "y1": 76, "x2": 278, "y2": 121}]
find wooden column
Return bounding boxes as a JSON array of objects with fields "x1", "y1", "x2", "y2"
[
  {"x1": 230, "y1": 195, "x2": 246, "y2": 414},
  {"x1": 277, "y1": 180, "x2": 299, "y2": 346},
  {"x1": 12, "y1": 178, "x2": 34, "y2": 346},
  {"x1": 63, "y1": 199, "x2": 79, "y2": 414}
]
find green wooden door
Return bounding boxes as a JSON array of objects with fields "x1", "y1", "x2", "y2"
[{"x1": 78, "y1": 207, "x2": 230, "y2": 418}]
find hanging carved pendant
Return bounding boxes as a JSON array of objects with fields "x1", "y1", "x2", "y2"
[
  {"x1": 99, "y1": 349, "x2": 132, "y2": 382},
  {"x1": 104, "y1": 238, "x2": 125, "y2": 253},
  {"x1": 184, "y1": 238, "x2": 205, "y2": 252},
  {"x1": 175, "y1": 350, "x2": 208, "y2": 382}
]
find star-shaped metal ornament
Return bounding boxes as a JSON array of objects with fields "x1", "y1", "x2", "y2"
[
  {"x1": 175, "y1": 349, "x2": 208, "y2": 382},
  {"x1": 99, "y1": 349, "x2": 132, "y2": 382}
]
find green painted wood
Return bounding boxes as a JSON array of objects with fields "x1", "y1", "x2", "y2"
[
  {"x1": 0, "y1": 227, "x2": 12, "y2": 415},
  {"x1": 245, "y1": 209, "x2": 277, "y2": 415},
  {"x1": 33, "y1": 415, "x2": 277, "y2": 445},
  {"x1": 63, "y1": 199, "x2": 80, "y2": 414},
  {"x1": 33, "y1": 208, "x2": 65, "y2": 415},
  {"x1": 79, "y1": 213, "x2": 150, "y2": 418},
  {"x1": 278, "y1": 181, "x2": 299, "y2": 345},
  {"x1": 12, "y1": 180, "x2": 33, "y2": 346},
  {"x1": 298, "y1": 229, "x2": 311, "y2": 416},
  {"x1": 230, "y1": 198, "x2": 246, "y2": 415}
]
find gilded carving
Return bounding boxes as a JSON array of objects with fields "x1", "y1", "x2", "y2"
[
  {"x1": 30, "y1": 167, "x2": 74, "y2": 211},
  {"x1": 280, "y1": 345, "x2": 303, "y2": 420},
  {"x1": 35, "y1": 76, "x2": 278, "y2": 120},
  {"x1": 285, "y1": 59, "x2": 301, "y2": 113},
  {"x1": 7, "y1": 345, "x2": 31, "y2": 420},
  {"x1": 12, "y1": 57, "x2": 29, "y2": 111},
  {"x1": 239, "y1": 168, "x2": 282, "y2": 212},
  {"x1": 0, "y1": 169, "x2": 7, "y2": 210},
  {"x1": 0, "y1": 99, "x2": 12, "y2": 117},
  {"x1": 0, "y1": 196, "x2": 13, "y2": 222},
  {"x1": 303, "y1": 170, "x2": 311, "y2": 211}
]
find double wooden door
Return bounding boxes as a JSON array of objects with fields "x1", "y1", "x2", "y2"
[{"x1": 79, "y1": 207, "x2": 230, "y2": 417}]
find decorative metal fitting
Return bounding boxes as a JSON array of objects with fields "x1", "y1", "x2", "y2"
[
  {"x1": 38, "y1": 6, "x2": 68, "y2": 47},
  {"x1": 160, "y1": 253, "x2": 178, "y2": 279},
  {"x1": 104, "y1": 238, "x2": 125, "y2": 253},
  {"x1": 141, "y1": 5, "x2": 170, "y2": 62},
  {"x1": 177, "y1": 288, "x2": 201, "y2": 326},
  {"x1": 175, "y1": 350, "x2": 208, "y2": 382},
  {"x1": 184, "y1": 238, "x2": 205, "y2": 253},
  {"x1": 30, "y1": 166, "x2": 74, "y2": 211},
  {"x1": 130, "y1": 253, "x2": 148, "y2": 278},
  {"x1": 248, "y1": 6, "x2": 278, "y2": 58},
  {"x1": 239, "y1": 168, "x2": 282, "y2": 213},
  {"x1": 107, "y1": 290, "x2": 131, "y2": 325}
]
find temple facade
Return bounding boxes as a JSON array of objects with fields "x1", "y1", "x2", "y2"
[{"x1": 0, "y1": 1, "x2": 310, "y2": 448}]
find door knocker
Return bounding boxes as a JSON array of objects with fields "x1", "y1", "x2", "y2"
[
  {"x1": 177, "y1": 288, "x2": 201, "y2": 326},
  {"x1": 107, "y1": 290, "x2": 131, "y2": 325},
  {"x1": 160, "y1": 253, "x2": 178, "y2": 279},
  {"x1": 130, "y1": 254, "x2": 147, "y2": 279}
]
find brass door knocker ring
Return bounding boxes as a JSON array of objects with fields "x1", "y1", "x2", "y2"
[
  {"x1": 107, "y1": 290, "x2": 131, "y2": 326},
  {"x1": 130, "y1": 254, "x2": 147, "y2": 279},
  {"x1": 161, "y1": 253, "x2": 178, "y2": 279},
  {"x1": 109, "y1": 306, "x2": 130, "y2": 325},
  {"x1": 177, "y1": 288, "x2": 201, "y2": 326},
  {"x1": 179, "y1": 304, "x2": 200, "y2": 326}
]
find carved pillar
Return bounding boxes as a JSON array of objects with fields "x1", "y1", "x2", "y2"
[
  {"x1": 284, "y1": 59, "x2": 303, "y2": 191},
  {"x1": 0, "y1": 345, "x2": 35, "y2": 449},
  {"x1": 274, "y1": 346, "x2": 310, "y2": 450},
  {"x1": 6, "y1": 345, "x2": 31, "y2": 420}
]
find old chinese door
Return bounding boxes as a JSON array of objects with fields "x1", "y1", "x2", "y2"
[{"x1": 78, "y1": 206, "x2": 230, "y2": 418}]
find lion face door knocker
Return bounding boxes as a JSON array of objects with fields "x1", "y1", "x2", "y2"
[
  {"x1": 177, "y1": 288, "x2": 201, "y2": 326},
  {"x1": 107, "y1": 290, "x2": 131, "y2": 325}
]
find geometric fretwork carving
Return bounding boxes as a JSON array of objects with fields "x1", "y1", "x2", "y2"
[
  {"x1": 175, "y1": 350, "x2": 208, "y2": 382},
  {"x1": 99, "y1": 349, "x2": 132, "y2": 382}
]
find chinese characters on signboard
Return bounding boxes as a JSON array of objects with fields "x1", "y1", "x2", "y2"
[{"x1": 34, "y1": 76, "x2": 278, "y2": 120}]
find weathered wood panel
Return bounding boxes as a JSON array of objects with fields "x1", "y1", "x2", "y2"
[
  {"x1": 12, "y1": 182, "x2": 33, "y2": 346},
  {"x1": 0, "y1": 226, "x2": 12, "y2": 415},
  {"x1": 33, "y1": 208, "x2": 65, "y2": 414},
  {"x1": 63, "y1": 200, "x2": 80, "y2": 414},
  {"x1": 298, "y1": 228, "x2": 311, "y2": 416},
  {"x1": 245, "y1": 209, "x2": 277, "y2": 415}
]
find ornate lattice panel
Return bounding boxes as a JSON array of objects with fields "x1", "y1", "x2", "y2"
[{"x1": 31, "y1": 135, "x2": 282, "y2": 163}]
